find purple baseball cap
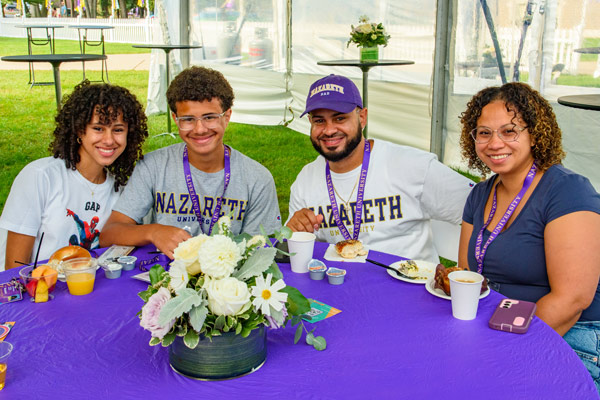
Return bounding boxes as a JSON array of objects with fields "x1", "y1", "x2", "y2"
[{"x1": 301, "y1": 74, "x2": 363, "y2": 117}]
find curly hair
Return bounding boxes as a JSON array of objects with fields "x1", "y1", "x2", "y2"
[
  {"x1": 49, "y1": 81, "x2": 148, "y2": 191},
  {"x1": 459, "y1": 82, "x2": 565, "y2": 177},
  {"x1": 166, "y1": 66, "x2": 234, "y2": 114}
]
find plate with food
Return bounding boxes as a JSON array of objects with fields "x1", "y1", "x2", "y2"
[
  {"x1": 324, "y1": 239, "x2": 369, "y2": 263},
  {"x1": 425, "y1": 264, "x2": 490, "y2": 300},
  {"x1": 386, "y1": 259, "x2": 437, "y2": 284}
]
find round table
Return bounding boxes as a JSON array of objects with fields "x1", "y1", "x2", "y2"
[
  {"x1": 1, "y1": 54, "x2": 108, "y2": 112},
  {"x1": 0, "y1": 242, "x2": 596, "y2": 398},
  {"x1": 316, "y1": 60, "x2": 414, "y2": 137},
  {"x1": 18, "y1": 24, "x2": 65, "y2": 86},
  {"x1": 557, "y1": 94, "x2": 600, "y2": 111},
  {"x1": 132, "y1": 44, "x2": 203, "y2": 136},
  {"x1": 69, "y1": 25, "x2": 115, "y2": 83}
]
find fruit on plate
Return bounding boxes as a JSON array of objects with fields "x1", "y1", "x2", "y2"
[
  {"x1": 34, "y1": 279, "x2": 49, "y2": 303},
  {"x1": 31, "y1": 265, "x2": 58, "y2": 288}
]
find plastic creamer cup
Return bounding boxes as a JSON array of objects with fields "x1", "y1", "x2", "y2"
[
  {"x1": 118, "y1": 256, "x2": 137, "y2": 271},
  {"x1": 326, "y1": 267, "x2": 346, "y2": 285},
  {"x1": 103, "y1": 262, "x2": 123, "y2": 279},
  {"x1": 308, "y1": 259, "x2": 327, "y2": 280}
]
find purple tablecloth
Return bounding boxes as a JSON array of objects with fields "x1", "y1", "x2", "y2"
[{"x1": 0, "y1": 242, "x2": 597, "y2": 399}]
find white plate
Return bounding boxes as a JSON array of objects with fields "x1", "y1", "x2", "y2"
[
  {"x1": 425, "y1": 278, "x2": 490, "y2": 300},
  {"x1": 323, "y1": 244, "x2": 369, "y2": 263},
  {"x1": 386, "y1": 259, "x2": 437, "y2": 284}
]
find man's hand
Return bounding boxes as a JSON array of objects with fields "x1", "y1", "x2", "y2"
[
  {"x1": 149, "y1": 225, "x2": 192, "y2": 260},
  {"x1": 286, "y1": 208, "x2": 324, "y2": 232}
]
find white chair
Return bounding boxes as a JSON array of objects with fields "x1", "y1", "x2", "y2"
[{"x1": 431, "y1": 219, "x2": 461, "y2": 262}]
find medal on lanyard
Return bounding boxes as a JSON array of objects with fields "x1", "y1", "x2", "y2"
[
  {"x1": 183, "y1": 145, "x2": 231, "y2": 235},
  {"x1": 474, "y1": 163, "x2": 537, "y2": 273},
  {"x1": 325, "y1": 140, "x2": 371, "y2": 240}
]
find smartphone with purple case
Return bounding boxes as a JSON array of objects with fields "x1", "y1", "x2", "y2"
[{"x1": 489, "y1": 298, "x2": 537, "y2": 334}]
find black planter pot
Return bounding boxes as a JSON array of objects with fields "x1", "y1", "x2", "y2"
[{"x1": 169, "y1": 325, "x2": 267, "y2": 380}]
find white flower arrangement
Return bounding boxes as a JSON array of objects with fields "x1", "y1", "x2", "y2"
[
  {"x1": 138, "y1": 216, "x2": 326, "y2": 351},
  {"x1": 347, "y1": 15, "x2": 391, "y2": 48}
]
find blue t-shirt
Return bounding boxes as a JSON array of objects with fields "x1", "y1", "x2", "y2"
[{"x1": 463, "y1": 164, "x2": 600, "y2": 321}]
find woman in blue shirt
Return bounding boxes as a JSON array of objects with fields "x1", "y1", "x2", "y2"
[{"x1": 458, "y1": 82, "x2": 600, "y2": 388}]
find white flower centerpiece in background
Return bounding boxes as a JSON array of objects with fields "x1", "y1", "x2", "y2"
[
  {"x1": 347, "y1": 15, "x2": 391, "y2": 62},
  {"x1": 138, "y1": 215, "x2": 326, "y2": 351}
]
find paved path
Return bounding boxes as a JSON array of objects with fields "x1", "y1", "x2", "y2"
[{"x1": 0, "y1": 53, "x2": 150, "y2": 70}]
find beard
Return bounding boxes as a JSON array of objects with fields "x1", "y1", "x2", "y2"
[{"x1": 310, "y1": 124, "x2": 363, "y2": 162}]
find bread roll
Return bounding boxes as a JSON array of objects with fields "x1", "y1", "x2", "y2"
[
  {"x1": 334, "y1": 240, "x2": 367, "y2": 259},
  {"x1": 48, "y1": 245, "x2": 91, "y2": 266}
]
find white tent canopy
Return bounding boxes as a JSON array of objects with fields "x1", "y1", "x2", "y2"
[{"x1": 147, "y1": 0, "x2": 600, "y2": 188}]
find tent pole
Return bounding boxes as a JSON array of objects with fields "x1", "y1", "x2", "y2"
[{"x1": 430, "y1": 0, "x2": 453, "y2": 160}]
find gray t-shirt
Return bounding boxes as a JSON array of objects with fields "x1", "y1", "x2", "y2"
[{"x1": 114, "y1": 143, "x2": 282, "y2": 236}]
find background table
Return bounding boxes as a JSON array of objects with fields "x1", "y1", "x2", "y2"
[
  {"x1": 316, "y1": 59, "x2": 414, "y2": 137},
  {"x1": 575, "y1": 47, "x2": 600, "y2": 54},
  {"x1": 19, "y1": 24, "x2": 64, "y2": 87},
  {"x1": 0, "y1": 242, "x2": 595, "y2": 398},
  {"x1": 1, "y1": 54, "x2": 107, "y2": 112},
  {"x1": 69, "y1": 25, "x2": 114, "y2": 83},
  {"x1": 558, "y1": 94, "x2": 600, "y2": 111},
  {"x1": 132, "y1": 44, "x2": 202, "y2": 136}
]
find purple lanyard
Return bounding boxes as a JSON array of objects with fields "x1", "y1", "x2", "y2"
[
  {"x1": 475, "y1": 163, "x2": 537, "y2": 273},
  {"x1": 325, "y1": 140, "x2": 371, "y2": 240},
  {"x1": 182, "y1": 145, "x2": 231, "y2": 235}
]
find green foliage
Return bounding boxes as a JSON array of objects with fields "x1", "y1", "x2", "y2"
[
  {"x1": 347, "y1": 16, "x2": 391, "y2": 48},
  {"x1": 157, "y1": 288, "x2": 204, "y2": 326},
  {"x1": 281, "y1": 286, "x2": 311, "y2": 316},
  {"x1": 232, "y1": 247, "x2": 277, "y2": 281}
]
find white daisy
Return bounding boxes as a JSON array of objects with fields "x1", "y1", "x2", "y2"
[
  {"x1": 251, "y1": 273, "x2": 288, "y2": 316},
  {"x1": 168, "y1": 260, "x2": 189, "y2": 293}
]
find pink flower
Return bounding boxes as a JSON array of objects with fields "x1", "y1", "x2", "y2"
[{"x1": 140, "y1": 287, "x2": 174, "y2": 339}]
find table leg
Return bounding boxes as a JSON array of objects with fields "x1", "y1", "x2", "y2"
[
  {"x1": 362, "y1": 68, "x2": 369, "y2": 138},
  {"x1": 51, "y1": 63, "x2": 62, "y2": 112},
  {"x1": 165, "y1": 50, "x2": 171, "y2": 133}
]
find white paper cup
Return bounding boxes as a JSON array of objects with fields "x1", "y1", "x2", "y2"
[
  {"x1": 287, "y1": 232, "x2": 316, "y2": 273},
  {"x1": 448, "y1": 270, "x2": 484, "y2": 320}
]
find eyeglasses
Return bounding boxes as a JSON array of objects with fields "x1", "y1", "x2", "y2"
[
  {"x1": 174, "y1": 112, "x2": 226, "y2": 131},
  {"x1": 470, "y1": 124, "x2": 526, "y2": 144}
]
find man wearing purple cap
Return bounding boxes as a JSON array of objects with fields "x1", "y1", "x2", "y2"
[{"x1": 285, "y1": 74, "x2": 473, "y2": 263}]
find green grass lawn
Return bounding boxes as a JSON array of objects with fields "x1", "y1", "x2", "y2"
[
  {"x1": 0, "y1": 68, "x2": 317, "y2": 221},
  {"x1": 0, "y1": 36, "x2": 151, "y2": 57}
]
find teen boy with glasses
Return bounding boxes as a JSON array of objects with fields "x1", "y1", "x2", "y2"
[{"x1": 100, "y1": 66, "x2": 281, "y2": 259}]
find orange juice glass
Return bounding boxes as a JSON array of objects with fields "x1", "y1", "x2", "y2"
[
  {"x1": 0, "y1": 342, "x2": 13, "y2": 391},
  {"x1": 61, "y1": 258, "x2": 97, "y2": 296}
]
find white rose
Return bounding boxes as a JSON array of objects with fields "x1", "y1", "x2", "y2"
[
  {"x1": 174, "y1": 234, "x2": 209, "y2": 265},
  {"x1": 198, "y1": 235, "x2": 242, "y2": 279},
  {"x1": 357, "y1": 23, "x2": 372, "y2": 34},
  {"x1": 204, "y1": 277, "x2": 250, "y2": 316}
]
